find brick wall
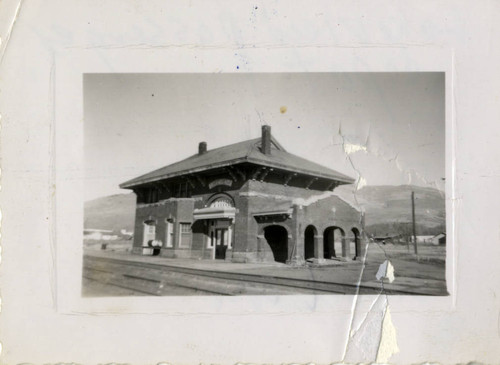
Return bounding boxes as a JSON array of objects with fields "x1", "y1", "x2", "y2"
[{"x1": 131, "y1": 176, "x2": 364, "y2": 262}]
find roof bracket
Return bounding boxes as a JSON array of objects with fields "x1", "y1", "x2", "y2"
[
  {"x1": 153, "y1": 182, "x2": 165, "y2": 192},
  {"x1": 133, "y1": 188, "x2": 144, "y2": 199},
  {"x1": 160, "y1": 182, "x2": 170, "y2": 192},
  {"x1": 225, "y1": 168, "x2": 238, "y2": 182},
  {"x1": 326, "y1": 181, "x2": 338, "y2": 191},
  {"x1": 260, "y1": 168, "x2": 273, "y2": 182},
  {"x1": 306, "y1": 177, "x2": 318, "y2": 189},
  {"x1": 233, "y1": 166, "x2": 246, "y2": 180},
  {"x1": 195, "y1": 175, "x2": 206, "y2": 187},
  {"x1": 185, "y1": 176, "x2": 196, "y2": 189},
  {"x1": 251, "y1": 167, "x2": 264, "y2": 180},
  {"x1": 284, "y1": 173, "x2": 297, "y2": 186}
]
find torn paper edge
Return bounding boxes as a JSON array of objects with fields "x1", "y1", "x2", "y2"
[{"x1": 0, "y1": 0, "x2": 24, "y2": 358}]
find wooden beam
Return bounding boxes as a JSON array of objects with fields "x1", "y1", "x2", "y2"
[
  {"x1": 225, "y1": 168, "x2": 238, "y2": 182},
  {"x1": 160, "y1": 182, "x2": 170, "y2": 192},
  {"x1": 152, "y1": 182, "x2": 163, "y2": 192},
  {"x1": 251, "y1": 167, "x2": 264, "y2": 180},
  {"x1": 305, "y1": 177, "x2": 318, "y2": 189},
  {"x1": 195, "y1": 175, "x2": 206, "y2": 187},
  {"x1": 185, "y1": 176, "x2": 196, "y2": 189},
  {"x1": 260, "y1": 168, "x2": 273, "y2": 182},
  {"x1": 233, "y1": 166, "x2": 246, "y2": 180},
  {"x1": 326, "y1": 181, "x2": 338, "y2": 191},
  {"x1": 284, "y1": 173, "x2": 297, "y2": 186}
]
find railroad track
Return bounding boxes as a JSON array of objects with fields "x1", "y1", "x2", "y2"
[{"x1": 83, "y1": 254, "x2": 424, "y2": 296}]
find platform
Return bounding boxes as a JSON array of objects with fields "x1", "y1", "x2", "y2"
[{"x1": 82, "y1": 243, "x2": 448, "y2": 297}]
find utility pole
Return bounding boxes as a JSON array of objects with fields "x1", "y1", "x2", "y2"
[
  {"x1": 406, "y1": 222, "x2": 410, "y2": 253},
  {"x1": 412, "y1": 191, "x2": 418, "y2": 255}
]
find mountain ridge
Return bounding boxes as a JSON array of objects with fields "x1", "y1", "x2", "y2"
[{"x1": 84, "y1": 184, "x2": 446, "y2": 235}]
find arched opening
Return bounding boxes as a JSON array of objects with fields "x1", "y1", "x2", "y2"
[
  {"x1": 194, "y1": 194, "x2": 236, "y2": 261},
  {"x1": 304, "y1": 225, "x2": 317, "y2": 260},
  {"x1": 352, "y1": 227, "x2": 361, "y2": 260},
  {"x1": 323, "y1": 226, "x2": 345, "y2": 259},
  {"x1": 264, "y1": 225, "x2": 289, "y2": 263},
  {"x1": 207, "y1": 193, "x2": 235, "y2": 208}
]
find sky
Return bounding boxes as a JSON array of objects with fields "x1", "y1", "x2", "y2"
[{"x1": 84, "y1": 72, "x2": 445, "y2": 201}]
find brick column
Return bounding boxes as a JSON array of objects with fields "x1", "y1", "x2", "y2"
[
  {"x1": 342, "y1": 237, "x2": 351, "y2": 259},
  {"x1": 314, "y1": 234, "x2": 323, "y2": 259},
  {"x1": 288, "y1": 204, "x2": 305, "y2": 265},
  {"x1": 358, "y1": 237, "x2": 367, "y2": 259}
]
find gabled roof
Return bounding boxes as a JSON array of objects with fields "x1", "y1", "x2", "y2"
[{"x1": 120, "y1": 135, "x2": 354, "y2": 189}]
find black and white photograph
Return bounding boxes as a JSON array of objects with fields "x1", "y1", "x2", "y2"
[
  {"x1": 4, "y1": 1, "x2": 500, "y2": 364},
  {"x1": 82, "y1": 72, "x2": 447, "y2": 297}
]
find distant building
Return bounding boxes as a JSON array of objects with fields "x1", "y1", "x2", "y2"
[
  {"x1": 120, "y1": 229, "x2": 134, "y2": 240},
  {"x1": 373, "y1": 234, "x2": 402, "y2": 244},
  {"x1": 430, "y1": 233, "x2": 446, "y2": 245},
  {"x1": 120, "y1": 126, "x2": 365, "y2": 264},
  {"x1": 416, "y1": 235, "x2": 434, "y2": 243},
  {"x1": 83, "y1": 229, "x2": 118, "y2": 241}
]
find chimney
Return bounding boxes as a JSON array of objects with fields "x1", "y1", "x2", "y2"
[
  {"x1": 198, "y1": 141, "x2": 207, "y2": 155},
  {"x1": 261, "y1": 125, "x2": 271, "y2": 155}
]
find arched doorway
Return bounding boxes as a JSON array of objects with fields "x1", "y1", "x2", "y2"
[
  {"x1": 264, "y1": 225, "x2": 289, "y2": 263},
  {"x1": 198, "y1": 194, "x2": 235, "y2": 260},
  {"x1": 304, "y1": 225, "x2": 317, "y2": 260},
  {"x1": 352, "y1": 227, "x2": 360, "y2": 260},
  {"x1": 323, "y1": 226, "x2": 345, "y2": 259}
]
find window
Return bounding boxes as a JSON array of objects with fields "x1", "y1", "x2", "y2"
[
  {"x1": 179, "y1": 222, "x2": 192, "y2": 248},
  {"x1": 180, "y1": 223, "x2": 191, "y2": 234},
  {"x1": 165, "y1": 221, "x2": 174, "y2": 247},
  {"x1": 142, "y1": 222, "x2": 156, "y2": 246},
  {"x1": 209, "y1": 197, "x2": 234, "y2": 208}
]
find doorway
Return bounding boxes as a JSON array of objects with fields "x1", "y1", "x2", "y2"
[
  {"x1": 352, "y1": 227, "x2": 360, "y2": 260},
  {"x1": 304, "y1": 225, "x2": 317, "y2": 260},
  {"x1": 323, "y1": 226, "x2": 345, "y2": 258},
  {"x1": 264, "y1": 225, "x2": 288, "y2": 263},
  {"x1": 215, "y1": 228, "x2": 228, "y2": 259}
]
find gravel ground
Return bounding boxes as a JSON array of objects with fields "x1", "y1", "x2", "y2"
[{"x1": 83, "y1": 241, "x2": 448, "y2": 296}]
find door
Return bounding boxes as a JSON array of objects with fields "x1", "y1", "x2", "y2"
[{"x1": 215, "y1": 228, "x2": 228, "y2": 259}]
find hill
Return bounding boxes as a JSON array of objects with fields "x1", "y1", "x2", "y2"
[
  {"x1": 84, "y1": 185, "x2": 446, "y2": 236},
  {"x1": 84, "y1": 193, "x2": 136, "y2": 233},
  {"x1": 336, "y1": 185, "x2": 446, "y2": 236}
]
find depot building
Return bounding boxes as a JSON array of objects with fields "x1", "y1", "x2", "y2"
[{"x1": 120, "y1": 126, "x2": 365, "y2": 264}]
